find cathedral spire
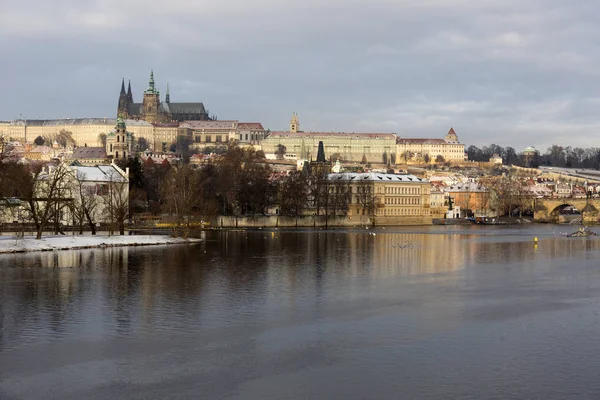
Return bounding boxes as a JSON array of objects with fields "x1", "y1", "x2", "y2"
[
  {"x1": 149, "y1": 69, "x2": 155, "y2": 90},
  {"x1": 144, "y1": 69, "x2": 159, "y2": 95},
  {"x1": 165, "y1": 82, "x2": 170, "y2": 104},
  {"x1": 127, "y1": 80, "x2": 133, "y2": 102},
  {"x1": 120, "y1": 78, "x2": 126, "y2": 95}
]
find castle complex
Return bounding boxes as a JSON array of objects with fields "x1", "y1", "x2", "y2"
[
  {"x1": 117, "y1": 71, "x2": 209, "y2": 123},
  {"x1": 260, "y1": 114, "x2": 466, "y2": 164}
]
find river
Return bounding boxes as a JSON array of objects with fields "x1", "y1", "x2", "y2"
[{"x1": 1, "y1": 225, "x2": 600, "y2": 399}]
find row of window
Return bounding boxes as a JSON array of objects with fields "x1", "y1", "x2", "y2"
[
  {"x1": 376, "y1": 208, "x2": 428, "y2": 216},
  {"x1": 194, "y1": 135, "x2": 223, "y2": 143},
  {"x1": 385, "y1": 197, "x2": 420, "y2": 205},
  {"x1": 384, "y1": 187, "x2": 421, "y2": 195}
]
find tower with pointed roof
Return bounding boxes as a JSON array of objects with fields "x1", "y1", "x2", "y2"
[
  {"x1": 116, "y1": 70, "x2": 209, "y2": 122},
  {"x1": 142, "y1": 70, "x2": 161, "y2": 123},
  {"x1": 117, "y1": 79, "x2": 128, "y2": 118},
  {"x1": 126, "y1": 80, "x2": 133, "y2": 103},
  {"x1": 290, "y1": 112, "x2": 300, "y2": 133},
  {"x1": 445, "y1": 127, "x2": 459, "y2": 143}
]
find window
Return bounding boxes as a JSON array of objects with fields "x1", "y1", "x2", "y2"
[
  {"x1": 216, "y1": 135, "x2": 222, "y2": 143},
  {"x1": 206, "y1": 135, "x2": 212, "y2": 143}
]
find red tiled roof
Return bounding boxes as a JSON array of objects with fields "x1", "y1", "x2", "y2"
[
  {"x1": 447, "y1": 127, "x2": 457, "y2": 135},
  {"x1": 238, "y1": 122, "x2": 264, "y2": 130}
]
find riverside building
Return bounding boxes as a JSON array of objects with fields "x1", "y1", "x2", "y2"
[{"x1": 328, "y1": 172, "x2": 432, "y2": 225}]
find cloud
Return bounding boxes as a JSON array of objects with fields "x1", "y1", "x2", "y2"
[{"x1": 1, "y1": 0, "x2": 600, "y2": 151}]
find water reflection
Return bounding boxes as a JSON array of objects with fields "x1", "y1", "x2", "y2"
[{"x1": 2, "y1": 228, "x2": 600, "y2": 399}]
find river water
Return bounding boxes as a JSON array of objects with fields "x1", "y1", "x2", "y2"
[{"x1": 1, "y1": 225, "x2": 600, "y2": 399}]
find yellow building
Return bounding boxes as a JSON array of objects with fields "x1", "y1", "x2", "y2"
[
  {"x1": 396, "y1": 128, "x2": 465, "y2": 164},
  {"x1": 152, "y1": 123, "x2": 182, "y2": 152},
  {"x1": 180, "y1": 120, "x2": 239, "y2": 148},
  {"x1": 263, "y1": 131, "x2": 397, "y2": 163},
  {"x1": 2, "y1": 118, "x2": 176, "y2": 152},
  {"x1": 329, "y1": 172, "x2": 432, "y2": 225},
  {"x1": 260, "y1": 114, "x2": 396, "y2": 163}
]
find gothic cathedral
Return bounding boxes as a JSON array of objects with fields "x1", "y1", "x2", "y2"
[{"x1": 117, "y1": 70, "x2": 210, "y2": 123}]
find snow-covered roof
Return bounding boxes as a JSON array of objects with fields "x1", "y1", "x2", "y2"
[
  {"x1": 73, "y1": 165, "x2": 126, "y2": 182},
  {"x1": 328, "y1": 172, "x2": 427, "y2": 183}
]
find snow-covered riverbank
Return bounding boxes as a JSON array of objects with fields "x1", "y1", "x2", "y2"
[{"x1": 0, "y1": 235, "x2": 202, "y2": 254}]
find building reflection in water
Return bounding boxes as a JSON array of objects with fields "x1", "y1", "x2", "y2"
[{"x1": 2, "y1": 231, "x2": 600, "y2": 353}]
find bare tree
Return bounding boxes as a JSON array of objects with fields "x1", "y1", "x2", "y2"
[
  {"x1": 356, "y1": 179, "x2": 375, "y2": 216},
  {"x1": 71, "y1": 170, "x2": 101, "y2": 234},
  {"x1": 160, "y1": 164, "x2": 200, "y2": 238},
  {"x1": 104, "y1": 168, "x2": 129, "y2": 235},
  {"x1": 278, "y1": 171, "x2": 309, "y2": 220},
  {"x1": 20, "y1": 162, "x2": 73, "y2": 239},
  {"x1": 330, "y1": 178, "x2": 352, "y2": 216}
]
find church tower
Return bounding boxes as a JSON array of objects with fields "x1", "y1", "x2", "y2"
[
  {"x1": 126, "y1": 80, "x2": 133, "y2": 103},
  {"x1": 290, "y1": 112, "x2": 300, "y2": 133},
  {"x1": 445, "y1": 127, "x2": 459, "y2": 143},
  {"x1": 142, "y1": 70, "x2": 161, "y2": 123},
  {"x1": 165, "y1": 82, "x2": 171, "y2": 104},
  {"x1": 117, "y1": 78, "x2": 128, "y2": 118}
]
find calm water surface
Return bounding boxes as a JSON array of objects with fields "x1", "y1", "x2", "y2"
[{"x1": 2, "y1": 225, "x2": 600, "y2": 399}]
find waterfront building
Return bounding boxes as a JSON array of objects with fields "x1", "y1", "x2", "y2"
[
  {"x1": 328, "y1": 172, "x2": 432, "y2": 225},
  {"x1": 396, "y1": 128, "x2": 465, "y2": 164},
  {"x1": 444, "y1": 181, "x2": 491, "y2": 217},
  {"x1": 117, "y1": 71, "x2": 209, "y2": 123},
  {"x1": 429, "y1": 186, "x2": 447, "y2": 219}
]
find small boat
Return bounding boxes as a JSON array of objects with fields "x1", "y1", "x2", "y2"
[{"x1": 567, "y1": 227, "x2": 597, "y2": 237}]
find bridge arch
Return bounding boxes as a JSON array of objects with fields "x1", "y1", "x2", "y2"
[
  {"x1": 534, "y1": 198, "x2": 600, "y2": 223},
  {"x1": 550, "y1": 203, "x2": 581, "y2": 216}
]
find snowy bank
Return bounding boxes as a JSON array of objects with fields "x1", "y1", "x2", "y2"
[{"x1": 0, "y1": 235, "x2": 202, "y2": 254}]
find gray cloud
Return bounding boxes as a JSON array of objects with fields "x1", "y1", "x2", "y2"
[{"x1": 2, "y1": 0, "x2": 600, "y2": 150}]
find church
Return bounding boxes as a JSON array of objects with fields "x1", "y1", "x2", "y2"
[{"x1": 117, "y1": 71, "x2": 210, "y2": 123}]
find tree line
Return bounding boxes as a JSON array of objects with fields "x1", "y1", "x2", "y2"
[{"x1": 467, "y1": 144, "x2": 600, "y2": 169}]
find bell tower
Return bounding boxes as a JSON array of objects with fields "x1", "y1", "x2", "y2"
[
  {"x1": 142, "y1": 69, "x2": 161, "y2": 123},
  {"x1": 290, "y1": 112, "x2": 300, "y2": 133}
]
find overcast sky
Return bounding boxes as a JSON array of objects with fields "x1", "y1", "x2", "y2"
[{"x1": 2, "y1": 0, "x2": 600, "y2": 150}]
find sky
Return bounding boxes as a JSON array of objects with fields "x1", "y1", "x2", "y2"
[{"x1": 2, "y1": 0, "x2": 600, "y2": 150}]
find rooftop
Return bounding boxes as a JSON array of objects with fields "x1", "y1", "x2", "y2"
[
  {"x1": 328, "y1": 172, "x2": 427, "y2": 183},
  {"x1": 71, "y1": 147, "x2": 107, "y2": 160},
  {"x1": 269, "y1": 131, "x2": 396, "y2": 139}
]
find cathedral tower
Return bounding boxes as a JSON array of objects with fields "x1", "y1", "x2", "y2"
[
  {"x1": 126, "y1": 80, "x2": 133, "y2": 103},
  {"x1": 117, "y1": 78, "x2": 128, "y2": 118},
  {"x1": 142, "y1": 70, "x2": 161, "y2": 123},
  {"x1": 290, "y1": 112, "x2": 300, "y2": 133}
]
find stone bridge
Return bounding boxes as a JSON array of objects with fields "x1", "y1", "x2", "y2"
[{"x1": 533, "y1": 198, "x2": 600, "y2": 223}]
